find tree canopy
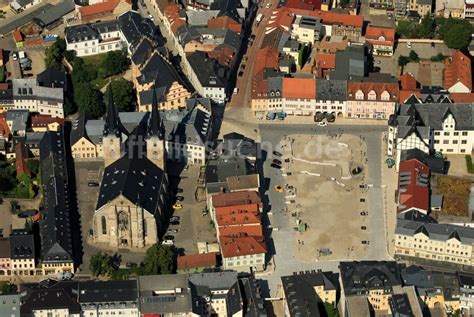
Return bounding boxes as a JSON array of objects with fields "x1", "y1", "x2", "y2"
[
  {"x1": 398, "y1": 55, "x2": 409, "y2": 66},
  {"x1": 45, "y1": 38, "x2": 68, "y2": 71},
  {"x1": 75, "y1": 82, "x2": 105, "y2": 118},
  {"x1": 89, "y1": 252, "x2": 113, "y2": 277},
  {"x1": 105, "y1": 79, "x2": 135, "y2": 112},
  {"x1": 438, "y1": 17, "x2": 473, "y2": 49},
  {"x1": 142, "y1": 244, "x2": 175, "y2": 275},
  {"x1": 101, "y1": 50, "x2": 130, "y2": 78}
]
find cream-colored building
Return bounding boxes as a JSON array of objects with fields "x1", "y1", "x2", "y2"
[
  {"x1": 12, "y1": 79, "x2": 64, "y2": 118},
  {"x1": 291, "y1": 15, "x2": 323, "y2": 44},
  {"x1": 395, "y1": 219, "x2": 474, "y2": 266},
  {"x1": 410, "y1": 0, "x2": 432, "y2": 16}
]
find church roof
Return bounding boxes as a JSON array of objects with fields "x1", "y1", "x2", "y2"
[
  {"x1": 103, "y1": 85, "x2": 125, "y2": 137},
  {"x1": 147, "y1": 88, "x2": 164, "y2": 139},
  {"x1": 95, "y1": 156, "x2": 165, "y2": 214}
]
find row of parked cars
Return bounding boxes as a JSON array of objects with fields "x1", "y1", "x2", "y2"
[{"x1": 12, "y1": 51, "x2": 33, "y2": 77}]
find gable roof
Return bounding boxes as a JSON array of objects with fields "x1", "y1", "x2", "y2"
[
  {"x1": 79, "y1": 0, "x2": 119, "y2": 18},
  {"x1": 282, "y1": 77, "x2": 316, "y2": 99},
  {"x1": 219, "y1": 235, "x2": 266, "y2": 258},
  {"x1": 177, "y1": 252, "x2": 218, "y2": 270},
  {"x1": 398, "y1": 159, "x2": 430, "y2": 213},
  {"x1": 365, "y1": 25, "x2": 395, "y2": 45},
  {"x1": 443, "y1": 51, "x2": 472, "y2": 91},
  {"x1": 96, "y1": 156, "x2": 165, "y2": 214},
  {"x1": 347, "y1": 81, "x2": 399, "y2": 101}
]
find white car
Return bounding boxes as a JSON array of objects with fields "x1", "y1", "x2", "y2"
[
  {"x1": 12, "y1": 53, "x2": 18, "y2": 61},
  {"x1": 316, "y1": 121, "x2": 328, "y2": 127},
  {"x1": 406, "y1": 42, "x2": 412, "y2": 49},
  {"x1": 265, "y1": 3, "x2": 271, "y2": 8},
  {"x1": 162, "y1": 240, "x2": 174, "y2": 246}
]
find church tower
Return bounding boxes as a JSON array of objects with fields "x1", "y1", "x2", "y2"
[
  {"x1": 103, "y1": 85, "x2": 123, "y2": 167},
  {"x1": 146, "y1": 89, "x2": 165, "y2": 170}
]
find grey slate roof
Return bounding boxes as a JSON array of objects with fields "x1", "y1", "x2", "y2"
[
  {"x1": 316, "y1": 79, "x2": 347, "y2": 101},
  {"x1": 177, "y1": 24, "x2": 201, "y2": 45},
  {"x1": 33, "y1": 0, "x2": 75, "y2": 27},
  {"x1": 70, "y1": 113, "x2": 89, "y2": 146},
  {"x1": 131, "y1": 38, "x2": 155, "y2": 66},
  {"x1": 13, "y1": 79, "x2": 63, "y2": 103},
  {"x1": 330, "y1": 45, "x2": 367, "y2": 80},
  {"x1": 0, "y1": 293, "x2": 20, "y2": 317},
  {"x1": 340, "y1": 261, "x2": 402, "y2": 295},
  {"x1": 118, "y1": 11, "x2": 164, "y2": 50},
  {"x1": 9, "y1": 229, "x2": 34, "y2": 260},
  {"x1": 162, "y1": 105, "x2": 211, "y2": 146},
  {"x1": 39, "y1": 130, "x2": 74, "y2": 263},
  {"x1": 281, "y1": 271, "x2": 338, "y2": 317},
  {"x1": 137, "y1": 52, "x2": 191, "y2": 97},
  {"x1": 95, "y1": 155, "x2": 165, "y2": 214},
  {"x1": 37, "y1": 67, "x2": 68, "y2": 90},
  {"x1": 187, "y1": 51, "x2": 228, "y2": 88},
  {"x1": 6, "y1": 109, "x2": 29, "y2": 133},
  {"x1": 65, "y1": 23, "x2": 99, "y2": 43},
  {"x1": 20, "y1": 281, "x2": 80, "y2": 315},
  {"x1": 409, "y1": 103, "x2": 474, "y2": 130},
  {"x1": 396, "y1": 219, "x2": 474, "y2": 244},
  {"x1": 389, "y1": 294, "x2": 414, "y2": 317},
  {"x1": 78, "y1": 280, "x2": 138, "y2": 303}
]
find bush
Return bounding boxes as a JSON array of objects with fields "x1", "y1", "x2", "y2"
[
  {"x1": 466, "y1": 155, "x2": 474, "y2": 173},
  {"x1": 0, "y1": 66, "x2": 5, "y2": 82},
  {"x1": 409, "y1": 50, "x2": 419, "y2": 62},
  {"x1": 430, "y1": 53, "x2": 445, "y2": 62},
  {"x1": 398, "y1": 55, "x2": 409, "y2": 66}
]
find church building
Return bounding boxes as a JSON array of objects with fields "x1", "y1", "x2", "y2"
[{"x1": 92, "y1": 88, "x2": 168, "y2": 249}]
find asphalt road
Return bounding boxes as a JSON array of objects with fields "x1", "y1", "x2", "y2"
[{"x1": 257, "y1": 123, "x2": 390, "y2": 296}]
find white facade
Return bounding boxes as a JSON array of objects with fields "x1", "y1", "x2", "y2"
[
  {"x1": 165, "y1": 141, "x2": 206, "y2": 165},
  {"x1": 66, "y1": 33, "x2": 124, "y2": 57},
  {"x1": 81, "y1": 306, "x2": 139, "y2": 317},
  {"x1": 12, "y1": 80, "x2": 64, "y2": 118},
  {"x1": 33, "y1": 309, "x2": 79, "y2": 317},
  {"x1": 388, "y1": 127, "x2": 431, "y2": 167},
  {"x1": 433, "y1": 114, "x2": 474, "y2": 154}
]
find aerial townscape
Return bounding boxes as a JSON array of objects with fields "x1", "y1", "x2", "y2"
[{"x1": 1, "y1": 0, "x2": 474, "y2": 315}]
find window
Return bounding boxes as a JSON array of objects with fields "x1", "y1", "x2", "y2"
[
  {"x1": 101, "y1": 216, "x2": 107, "y2": 235},
  {"x1": 462, "y1": 132, "x2": 468, "y2": 136},
  {"x1": 462, "y1": 140, "x2": 467, "y2": 144},
  {"x1": 434, "y1": 132, "x2": 440, "y2": 136}
]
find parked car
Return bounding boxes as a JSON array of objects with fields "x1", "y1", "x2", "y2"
[
  {"x1": 176, "y1": 196, "x2": 184, "y2": 201},
  {"x1": 273, "y1": 150, "x2": 283, "y2": 157},
  {"x1": 271, "y1": 163, "x2": 281, "y2": 169},
  {"x1": 176, "y1": 188, "x2": 183, "y2": 193},
  {"x1": 126, "y1": 262, "x2": 137, "y2": 268},
  {"x1": 316, "y1": 121, "x2": 327, "y2": 127},
  {"x1": 170, "y1": 220, "x2": 180, "y2": 225},
  {"x1": 88, "y1": 181, "x2": 99, "y2": 187},
  {"x1": 12, "y1": 52, "x2": 18, "y2": 61},
  {"x1": 170, "y1": 216, "x2": 180, "y2": 221},
  {"x1": 360, "y1": 211, "x2": 367, "y2": 216},
  {"x1": 22, "y1": 66, "x2": 31, "y2": 71},
  {"x1": 162, "y1": 240, "x2": 173, "y2": 246},
  {"x1": 23, "y1": 73, "x2": 34, "y2": 78},
  {"x1": 164, "y1": 235, "x2": 174, "y2": 240},
  {"x1": 273, "y1": 159, "x2": 282, "y2": 165},
  {"x1": 173, "y1": 203, "x2": 183, "y2": 209},
  {"x1": 361, "y1": 226, "x2": 367, "y2": 230},
  {"x1": 406, "y1": 42, "x2": 412, "y2": 49},
  {"x1": 238, "y1": 71, "x2": 244, "y2": 77},
  {"x1": 361, "y1": 240, "x2": 370, "y2": 245},
  {"x1": 167, "y1": 228, "x2": 178, "y2": 234},
  {"x1": 89, "y1": 229, "x2": 94, "y2": 237}
]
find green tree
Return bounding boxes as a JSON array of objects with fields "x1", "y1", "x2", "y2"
[
  {"x1": 438, "y1": 17, "x2": 473, "y2": 49},
  {"x1": 28, "y1": 159, "x2": 39, "y2": 175},
  {"x1": 101, "y1": 50, "x2": 130, "y2": 78},
  {"x1": 89, "y1": 252, "x2": 113, "y2": 277},
  {"x1": 105, "y1": 79, "x2": 135, "y2": 111},
  {"x1": 142, "y1": 244, "x2": 174, "y2": 275},
  {"x1": 0, "y1": 282, "x2": 15, "y2": 294},
  {"x1": 409, "y1": 50, "x2": 419, "y2": 62},
  {"x1": 16, "y1": 172, "x2": 30, "y2": 185},
  {"x1": 430, "y1": 53, "x2": 445, "y2": 62},
  {"x1": 323, "y1": 302, "x2": 339, "y2": 317},
  {"x1": 75, "y1": 83, "x2": 105, "y2": 118},
  {"x1": 45, "y1": 39, "x2": 67, "y2": 71},
  {"x1": 72, "y1": 57, "x2": 97, "y2": 84},
  {"x1": 398, "y1": 55, "x2": 409, "y2": 66},
  {"x1": 417, "y1": 14, "x2": 435, "y2": 38},
  {"x1": 0, "y1": 66, "x2": 5, "y2": 82}
]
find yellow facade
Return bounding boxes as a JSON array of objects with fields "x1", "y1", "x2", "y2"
[
  {"x1": 137, "y1": 81, "x2": 191, "y2": 112},
  {"x1": 251, "y1": 98, "x2": 269, "y2": 113},
  {"x1": 41, "y1": 261, "x2": 74, "y2": 275},
  {"x1": 71, "y1": 136, "x2": 100, "y2": 159},
  {"x1": 368, "y1": 290, "x2": 391, "y2": 313},
  {"x1": 314, "y1": 285, "x2": 336, "y2": 304}
]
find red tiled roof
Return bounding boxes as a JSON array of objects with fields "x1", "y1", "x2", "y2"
[
  {"x1": 253, "y1": 47, "x2": 279, "y2": 76},
  {"x1": 365, "y1": 25, "x2": 395, "y2": 46},
  {"x1": 0, "y1": 115, "x2": 10, "y2": 138},
  {"x1": 219, "y1": 235, "x2": 266, "y2": 258},
  {"x1": 0, "y1": 83, "x2": 8, "y2": 91},
  {"x1": 399, "y1": 91, "x2": 421, "y2": 103},
  {"x1": 79, "y1": 0, "x2": 119, "y2": 18},
  {"x1": 177, "y1": 252, "x2": 218, "y2": 270},
  {"x1": 398, "y1": 159, "x2": 430, "y2": 213},
  {"x1": 207, "y1": 16, "x2": 241, "y2": 33},
  {"x1": 287, "y1": 8, "x2": 363, "y2": 28},
  {"x1": 347, "y1": 81, "x2": 399, "y2": 102},
  {"x1": 212, "y1": 191, "x2": 262, "y2": 208},
  {"x1": 217, "y1": 212, "x2": 261, "y2": 227},
  {"x1": 164, "y1": 3, "x2": 186, "y2": 34},
  {"x1": 31, "y1": 115, "x2": 64, "y2": 127},
  {"x1": 219, "y1": 224, "x2": 263, "y2": 237},
  {"x1": 15, "y1": 142, "x2": 30, "y2": 176},
  {"x1": 443, "y1": 51, "x2": 472, "y2": 91},
  {"x1": 449, "y1": 93, "x2": 474, "y2": 103},
  {"x1": 282, "y1": 77, "x2": 316, "y2": 99},
  {"x1": 267, "y1": 8, "x2": 295, "y2": 32},
  {"x1": 208, "y1": 47, "x2": 235, "y2": 67},
  {"x1": 400, "y1": 73, "x2": 418, "y2": 91},
  {"x1": 314, "y1": 53, "x2": 336, "y2": 69},
  {"x1": 13, "y1": 30, "x2": 23, "y2": 43},
  {"x1": 215, "y1": 203, "x2": 261, "y2": 217},
  {"x1": 286, "y1": 0, "x2": 316, "y2": 11}
]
